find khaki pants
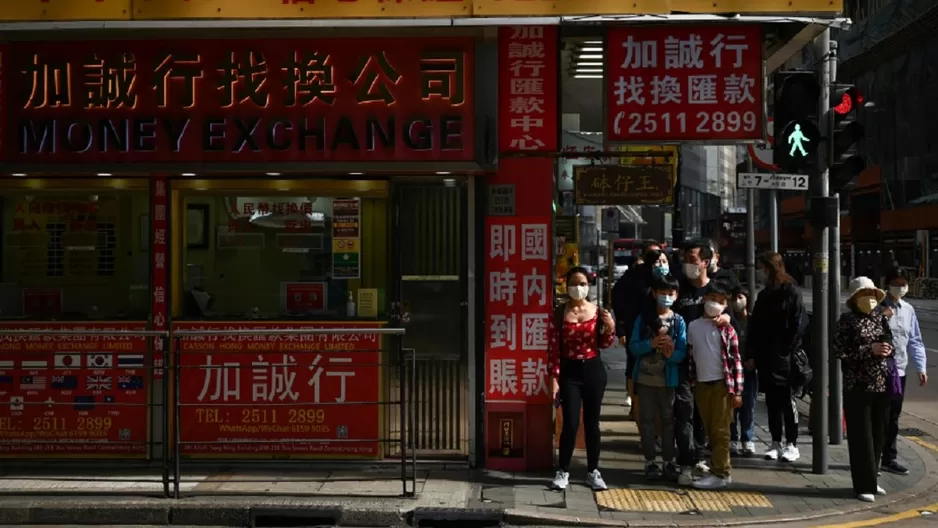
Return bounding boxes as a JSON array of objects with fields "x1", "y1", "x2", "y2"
[{"x1": 694, "y1": 381, "x2": 733, "y2": 478}]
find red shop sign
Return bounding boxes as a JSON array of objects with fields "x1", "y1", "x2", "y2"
[
  {"x1": 498, "y1": 26, "x2": 558, "y2": 153},
  {"x1": 8, "y1": 38, "x2": 474, "y2": 164},
  {"x1": 484, "y1": 217, "x2": 552, "y2": 404},
  {"x1": 0, "y1": 322, "x2": 149, "y2": 458},
  {"x1": 174, "y1": 322, "x2": 383, "y2": 458},
  {"x1": 605, "y1": 25, "x2": 764, "y2": 143}
]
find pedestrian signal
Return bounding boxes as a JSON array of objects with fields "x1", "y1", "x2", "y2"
[{"x1": 774, "y1": 71, "x2": 821, "y2": 174}]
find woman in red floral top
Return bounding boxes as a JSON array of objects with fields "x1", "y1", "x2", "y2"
[{"x1": 549, "y1": 267, "x2": 617, "y2": 492}]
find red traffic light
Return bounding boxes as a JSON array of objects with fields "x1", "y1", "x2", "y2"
[{"x1": 833, "y1": 87, "x2": 863, "y2": 115}]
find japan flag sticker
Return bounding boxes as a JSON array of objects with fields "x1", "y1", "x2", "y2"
[{"x1": 54, "y1": 353, "x2": 81, "y2": 369}]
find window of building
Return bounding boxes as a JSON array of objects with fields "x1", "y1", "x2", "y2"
[
  {"x1": 179, "y1": 192, "x2": 388, "y2": 321},
  {"x1": 0, "y1": 190, "x2": 151, "y2": 320}
]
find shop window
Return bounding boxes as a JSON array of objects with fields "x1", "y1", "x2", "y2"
[
  {"x1": 0, "y1": 191, "x2": 151, "y2": 320},
  {"x1": 180, "y1": 193, "x2": 387, "y2": 321}
]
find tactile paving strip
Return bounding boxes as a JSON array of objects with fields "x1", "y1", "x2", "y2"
[{"x1": 595, "y1": 488, "x2": 772, "y2": 513}]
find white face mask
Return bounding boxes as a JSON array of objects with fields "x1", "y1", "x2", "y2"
[
  {"x1": 568, "y1": 285, "x2": 589, "y2": 301},
  {"x1": 684, "y1": 263, "x2": 702, "y2": 279},
  {"x1": 733, "y1": 299, "x2": 746, "y2": 312},
  {"x1": 709, "y1": 257, "x2": 719, "y2": 272},
  {"x1": 889, "y1": 285, "x2": 908, "y2": 299},
  {"x1": 704, "y1": 300, "x2": 725, "y2": 317}
]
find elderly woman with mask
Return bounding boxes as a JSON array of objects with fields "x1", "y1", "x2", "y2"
[{"x1": 833, "y1": 277, "x2": 894, "y2": 503}]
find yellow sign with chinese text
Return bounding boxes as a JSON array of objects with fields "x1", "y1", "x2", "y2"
[
  {"x1": 133, "y1": 0, "x2": 470, "y2": 20},
  {"x1": 471, "y1": 0, "x2": 842, "y2": 15},
  {"x1": 357, "y1": 288, "x2": 379, "y2": 318},
  {"x1": 0, "y1": 0, "x2": 131, "y2": 21},
  {"x1": 333, "y1": 238, "x2": 359, "y2": 253}
]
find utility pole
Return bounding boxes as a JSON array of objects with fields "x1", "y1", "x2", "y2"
[
  {"x1": 746, "y1": 158, "x2": 757, "y2": 311},
  {"x1": 810, "y1": 29, "x2": 833, "y2": 475},
  {"x1": 828, "y1": 40, "x2": 844, "y2": 446},
  {"x1": 769, "y1": 190, "x2": 779, "y2": 252},
  {"x1": 673, "y1": 154, "x2": 685, "y2": 248}
]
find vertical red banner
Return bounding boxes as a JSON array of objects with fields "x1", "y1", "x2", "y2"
[
  {"x1": 150, "y1": 176, "x2": 168, "y2": 380},
  {"x1": 498, "y1": 25, "x2": 558, "y2": 153},
  {"x1": 484, "y1": 217, "x2": 553, "y2": 405}
]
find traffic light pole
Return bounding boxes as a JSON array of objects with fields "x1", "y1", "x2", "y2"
[
  {"x1": 769, "y1": 191, "x2": 779, "y2": 252},
  {"x1": 811, "y1": 28, "x2": 833, "y2": 475},
  {"x1": 746, "y1": 157, "x2": 757, "y2": 311},
  {"x1": 828, "y1": 41, "x2": 844, "y2": 446}
]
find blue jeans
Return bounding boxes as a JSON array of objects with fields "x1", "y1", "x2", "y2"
[{"x1": 730, "y1": 369, "x2": 758, "y2": 442}]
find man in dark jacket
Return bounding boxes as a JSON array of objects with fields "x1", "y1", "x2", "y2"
[
  {"x1": 708, "y1": 240, "x2": 742, "y2": 294},
  {"x1": 612, "y1": 240, "x2": 661, "y2": 412}
]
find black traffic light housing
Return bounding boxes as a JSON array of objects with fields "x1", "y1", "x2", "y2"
[
  {"x1": 830, "y1": 84, "x2": 866, "y2": 193},
  {"x1": 774, "y1": 71, "x2": 822, "y2": 173}
]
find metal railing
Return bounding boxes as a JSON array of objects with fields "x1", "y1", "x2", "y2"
[
  {"x1": 0, "y1": 328, "x2": 171, "y2": 498},
  {"x1": 0, "y1": 326, "x2": 414, "y2": 499}
]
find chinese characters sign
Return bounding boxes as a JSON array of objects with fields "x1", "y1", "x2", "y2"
[
  {"x1": 332, "y1": 198, "x2": 361, "y2": 280},
  {"x1": 151, "y1": 176, "x2": 168, "y2": 380},
  {"x1": 498, "y1": 26, "x2": 558, "y2": 153},
  {"x1": 8, "y1": 38, "x2": 473, "y2": 163},
  {"x1": 485, "y1": 218, "x2": 552, "y2": 404},
  {"x1": 574, "y1": 164, "x2": 674, "y2": 205},
  {"x1": 175, "y1": 322, "x2": 382, "y2": 457},
  {"x1": 606, "y1": 26, "x2": 763, "y2": 142},
  {"x1": 0, "y1": 322, "x2": 148, "y2": 457}
]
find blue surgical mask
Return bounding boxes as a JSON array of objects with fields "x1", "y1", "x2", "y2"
[
  {"x1": 653, "y1": 264, "x2": 669, "y2": 277},
  {"x1": 657, "y1": 294, "x2": 675, "y2": 307}
]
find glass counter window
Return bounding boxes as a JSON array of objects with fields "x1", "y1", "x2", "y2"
[
  {"x1": 181, "y1": 194, "x2": 387, "y2": 321},
  {"x1": 0, "y1": 191, "x2": 151, "y2": 321}
]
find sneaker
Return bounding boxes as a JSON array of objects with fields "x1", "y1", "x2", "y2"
[
  {"x1": 694, "y1": 460, "x2": 710, "y2": 473},
  {"x1": 692, "y1": 474, "x2": 728, "y2": 489},
  {"x1": 882, "y1": 460, "x2": 910, "y2": 475},
  {"x1": 765, "y1": 442, "x2": 782, "y2": 461},
  {"x1": 877, "y1": 485, "x2": 886, "y2": 496},
  {"x1": 857, "y1": 493, "x2": 875, "y2": 503},
  {"x1": 625, "y1": 395, "x2": 633, "y2": 407},
  {"x1": 780, "y1": 444, "x2": 800, "y2": 462},
  {"x1": 730, "y1": 441, "x2": 740, "y2": 455},
  {"x1": 644, "y1": 461, "x2": 662, "y2": 480},
  {"x1": 663, "y1": 462, "x2": 680, "y2": 480},
  {"x1": 742, "y1": 441, "x2": 757, "y2": 456},
  {"x1": 550, "y1": 470, "x2": 569, "y2": 490},
  {"x1": 678, "y1": 467, "x2": 694, "y2": 486},
  {"x1": 586, "y1": 469, "x2": 608, "y2": 491}
]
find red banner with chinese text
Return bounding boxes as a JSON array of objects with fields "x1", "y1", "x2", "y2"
[
  {"x1": 498, "y1": 26, "x2": 558, "y2": 153},
  {"x1": 151, "y1": 176, "x2": 168, "y2": 380},
  {"x1": 174, "y1": 322, "x2": 383, "y2": 458},
  {"x1": 0, "y1": 322, "x2": 149, "y2": 457},
  {"x1": 605, "y1": 25, "x2": 764, "y2": 143},
  {"x1": 484, "y1": 217, "x2": 552, "y2": 405},
  {"x1": 7, "y1": 38, "x2": 473, "y2": 164}
]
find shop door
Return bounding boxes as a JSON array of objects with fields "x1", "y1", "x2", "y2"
[{"x1": 390, "y1": 182, "x2": 469, "y2": 459}]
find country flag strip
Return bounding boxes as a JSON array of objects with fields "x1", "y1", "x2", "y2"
[
  {"x1": 0, "y1": 360, "x2": 13, "y2": 370},
  {"x1": 117, "y1": 355, "x2": 144, "y2": 368},
  {"x1": 22, "y1": 360, "x2": 48, "y2": 370}
]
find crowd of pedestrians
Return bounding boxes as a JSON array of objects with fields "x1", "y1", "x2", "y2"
[{"x1": 547, "y1": 239, "x2": 928, "y2": 503}]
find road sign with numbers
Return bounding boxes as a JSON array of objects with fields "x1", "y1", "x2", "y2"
[{"x1": 737, "y1": 173, "x2": 808, "y2": 191}]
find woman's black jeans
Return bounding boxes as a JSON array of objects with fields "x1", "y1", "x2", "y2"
[
  {"x1": 843, "y1": 390, "x2": 891, "y2": 495},
  {"x1": 558, "y1": 357, "x2": 607, "y2": 472}
]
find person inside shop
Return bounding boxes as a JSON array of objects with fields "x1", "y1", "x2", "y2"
[
  {"x1": 612, "y1": 240, "x2": 662, "y2": 413},
  {"x1": 548, "y1": 266, "x2": 617, "y2": 492},
  {"x1": 685, "y1": 279, "x2": 744, "y2": 490},
  {"x1": 879, "y1": 267, "x2": 928, "y2": 476},
  {"x1": 833, "y1": 277, "x2": 893, "y2": 503},
  {"x1": 629, "y1": 274, "x2": 687, "y2": 480},
  {"x1": 747, "y1": 251, "x2": 806, "y2": 463},
  {"x1": 729, "y1": 288, "x2": 758, "y2": 457},
  {"x1": 673, "y1": 239, "x2": 739, "y2": 486}
]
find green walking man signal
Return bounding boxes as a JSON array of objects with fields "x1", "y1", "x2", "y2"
[{"x1": 788, "y1": 124, "x2": 810, "y2": 157}]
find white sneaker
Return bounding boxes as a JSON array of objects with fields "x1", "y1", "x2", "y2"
[
  {"x1": 586, "y1": 469, "x2": 608, "y2": 491},
  {"x1": 678, "y1": 467, "x2": 694, "y2": 486},
  {"x1": 877, "y1": 485, "x2": 886, "y2": 496},
  {"x1": 625, "y1": 395, "x2": 633, "y2": 407},
  {"x1": 730, "y1": 441, "x2": 740, "y2": 455},
  {"x1": 857, "y1": 493, "x2": 875, "y2": 502},
  {"x1": 765, "y1": 442, "x2": 782, "y2": 460},
  {"x1": 742, "y1": 441, "x2": 757, "y2": 456},
  {"x1": 550, "y1": 470, "x2": 569, "y2": 490},
  {"x1": 692, "y1": 474, "x2": 728, "y2": 489},
  {"x1": 695, "y1": 460, "x2": 710, "y2": 473},
  {"x1": 780, "y1": 444, "x2": 800, "y2": 462}
]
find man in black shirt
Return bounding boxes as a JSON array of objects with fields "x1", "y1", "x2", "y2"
[{"x1": 708, "y1": 240, "x2": 742, "y2": 294}]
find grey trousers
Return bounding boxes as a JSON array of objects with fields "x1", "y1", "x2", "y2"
[{"x1": 637, "y1": 383, "x2": 676, "y2": 463}]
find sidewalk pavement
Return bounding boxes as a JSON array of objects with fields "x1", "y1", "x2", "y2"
[{"x1": 1, "y1": 347, "x2": 936, "y2": 527}]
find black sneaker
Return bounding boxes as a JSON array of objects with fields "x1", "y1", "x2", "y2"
[
  {"x1": 881, "y1": 460, "x2": 910, "y2": 475},
  {"x1": 663, "y1": 462, "x2": 681, "y2": 481},
  {"x1": 645, "y1": 461, "x2": 663, "y2": 480}
]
